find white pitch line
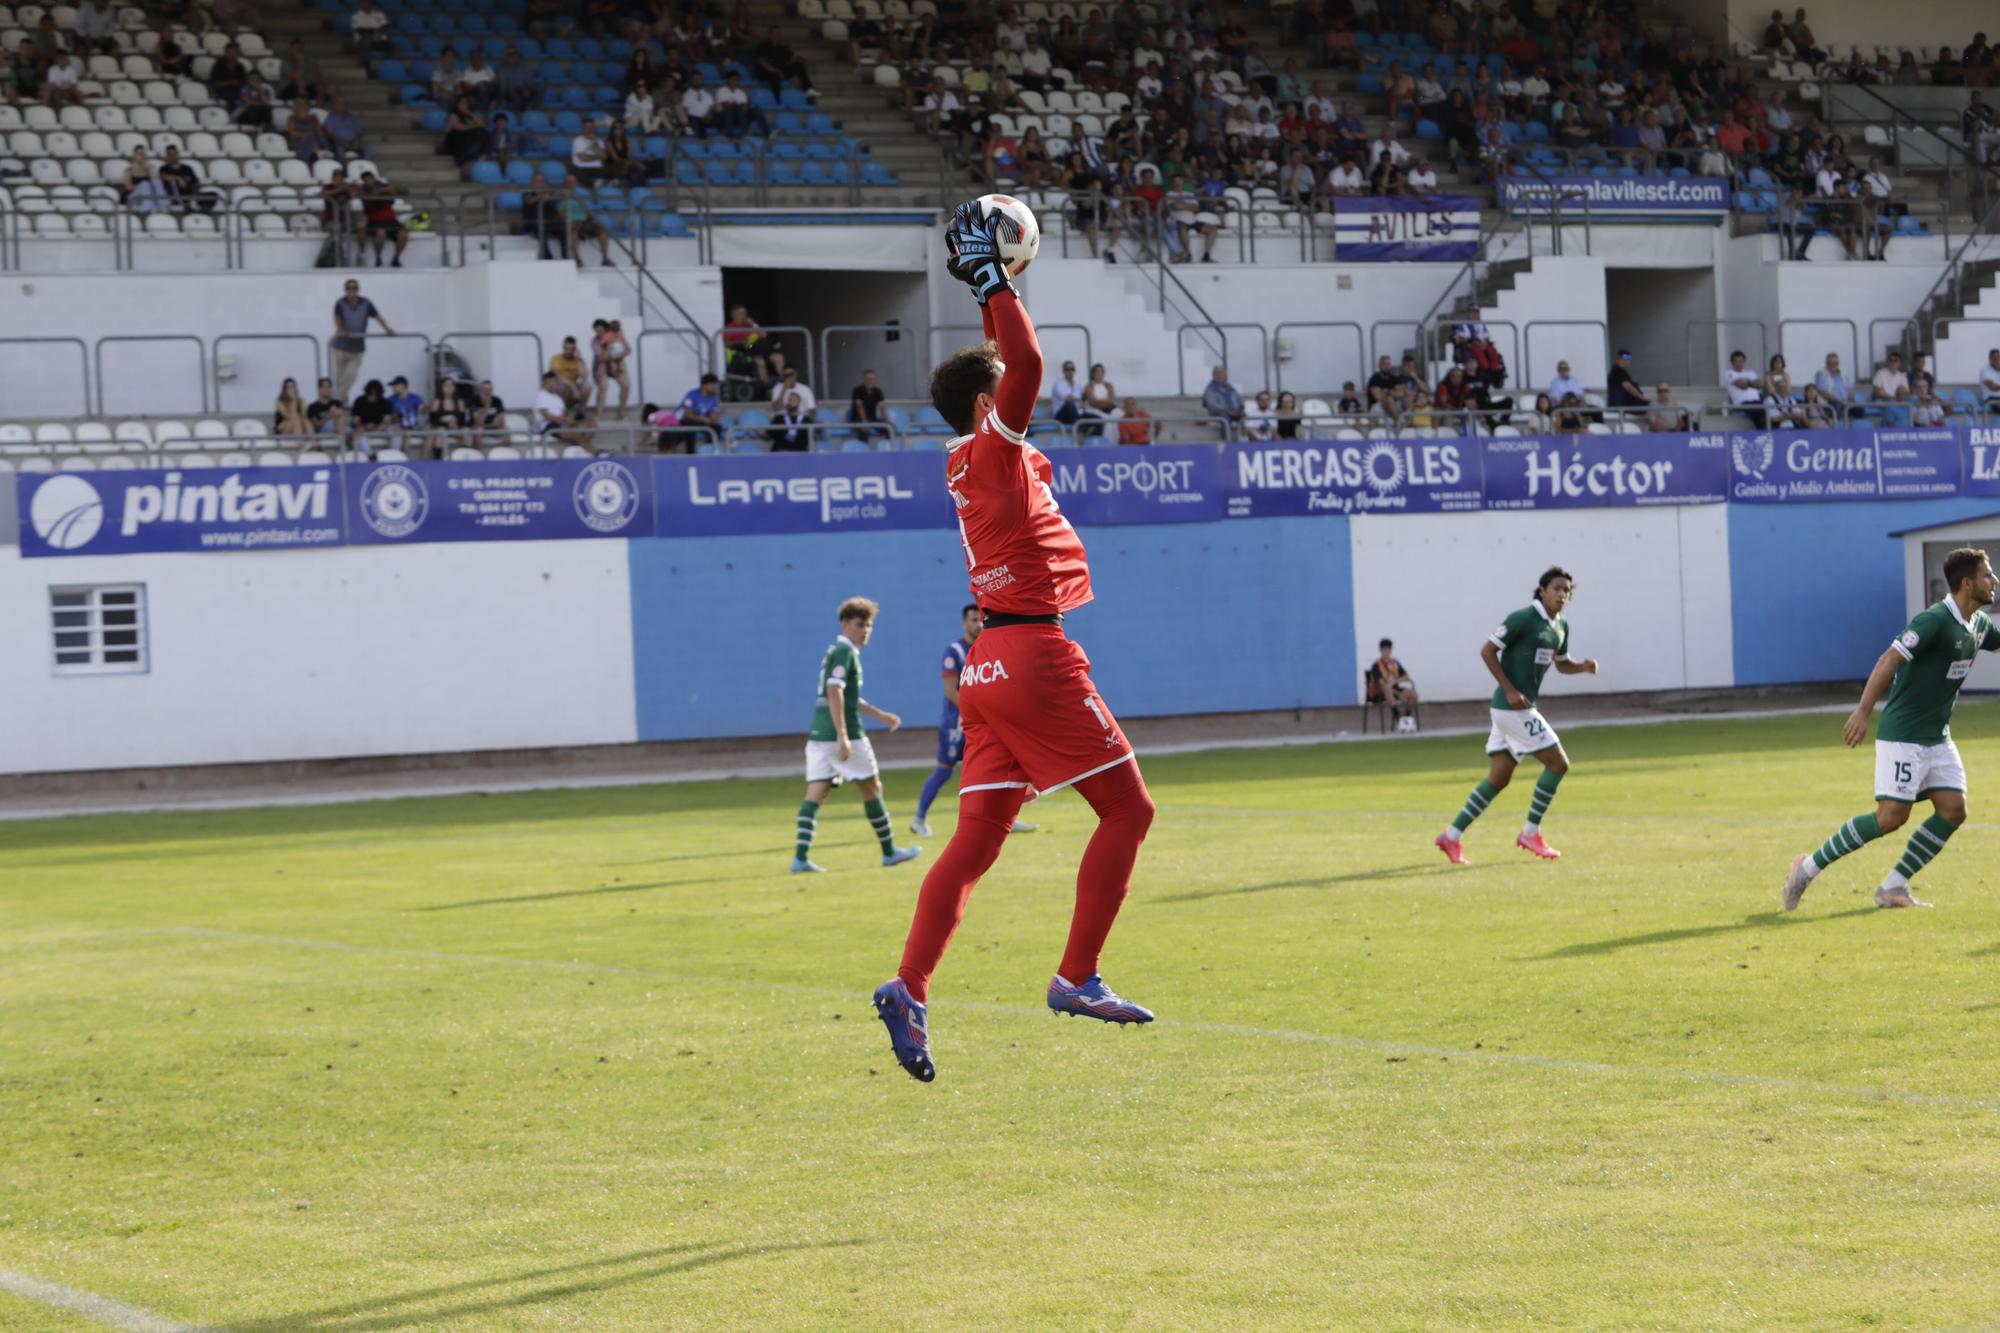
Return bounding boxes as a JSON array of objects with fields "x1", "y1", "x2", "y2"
[
  {"x1": 0, "y1": 701, "x2": 1864, "y2": 822},
  {"x1": 0, "y1": 1268, "x2": 205, "y2": 1333},
  {"x1": 158, "y1": 926, "x2": 2000, "y2": 1116}
]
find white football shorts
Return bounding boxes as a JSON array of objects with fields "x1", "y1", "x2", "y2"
[
  {"x1": 1874, "y1": 739, "x2": 1966, "y2": 803},
  {"x1": 1486, "y1": 707, "x2": 1561, "y2": 759},
  {"x1": 805, "y1": 736, "x2": 880, "y2": 783}
]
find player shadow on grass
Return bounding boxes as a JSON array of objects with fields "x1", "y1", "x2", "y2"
[
  {"x1": 223, "y1": 1238, "x2": 870, "y2": 1331},
  {"x1": 412, "y1": 873, "x2": 752, "y2": 912},
  {"x1": 1525, "y1": 907, "x2": 1876, "y2": 960},
  {"x1": 1151, "y1": 862, "x2": 1463, "y2": 905}
]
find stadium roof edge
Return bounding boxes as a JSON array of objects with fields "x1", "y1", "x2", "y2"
[{"x1": 1888, "y1": 513, "x2": 2000, "y2": 538}]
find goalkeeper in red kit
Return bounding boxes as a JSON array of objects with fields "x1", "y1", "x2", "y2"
[{"x1": 872, "y1": 202, "x2": 1158, "y2": 1083}]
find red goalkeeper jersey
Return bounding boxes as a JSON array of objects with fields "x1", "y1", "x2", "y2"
[{"x1": 943, "y1": 293, "x2": 1093, "y2": 615}]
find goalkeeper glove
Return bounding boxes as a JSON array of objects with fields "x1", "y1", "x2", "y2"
[{"x1": 946, "y1": 202, "x2": 1015, "y2": 305}]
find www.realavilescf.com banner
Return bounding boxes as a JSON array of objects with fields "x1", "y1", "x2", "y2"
[
  {"x1": 1499, "y1": 174, "x2": 1732, "y2": 217},
  {"x1": 16, "y1": 426, "x2": 2000, "y2": 555}
]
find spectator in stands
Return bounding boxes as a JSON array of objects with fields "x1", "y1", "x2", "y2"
[
  {"x1": 460, "y1": 51, "x2": 497, "y2": 110},
  {"x1": 1788, "y1": 8, "x2": 1825, "y2": 64},
  {"x1": 1606, "y1": 351, "x2": 1648, "y2": 413},
  {"x1": 351, "y1": 379, "x2": 396, "y2": 453},
  {"x1": 70, "y1": 0, "x2": 115, "y2": 54},
  {"x1": 767, "y1": 392, "x2": 814, "y2": 451},
  {"x1": 770, "y1": 365, "x2": 817, "y2": 415},
  {"x1": 1327, "y1": 156, "x2": 1365, "y2": 194},
  {"x1": 534, "y1": 372, "x2": 571, "y2": 440},
  {"x1": 1762, "y1": 9, "x2": 1792, "y2": 55},
  {"x1": 1725, "y1": 350, "x2": 1763, "y2": 419},
  {"x1": 1859, "y1": 157, "x2": 1894, "y2": 260},
  {"x1": 276, "y1": 40, "x2": 325, "y2": 104},
  {"x1": 662, "y1": 373, "x2": 723, "y2": 452},
  {"x1": 1368, "y1": 125, "x2": 1410, "y2": 171},
  {"x1": 208, "y1": 41, "x2": 246, "y2": 109},
  {"x1": 350, "y1": 0, "x2": 391, "y2": 55},
  {"x1": 1775, "y1": 187, "x2": 1816, "y2": 261},
  {"x1": 1524, "y1": 392, "x2": 1556, "y2": 434},
  {"x1": 234, "y1": 70, "x2": 276, "y2": 128},
  {"x1": 1202, "y1": 365, "x2": 1244, "y2": 431},
  {"x1": 1965, "y1": 92, "x2": 1999, "y2": 164},
  {"x1": 1278, "y1": 148, "x2": 1316, "y2": 208},
  {"x1": 1799, "y1": 382, "x2": 1836, "y2": 428},
  {"x1": 1273, "y1": 391, "x2": 1302, "y2": 439},
  {"x1": 716, "y1": 71, "x2": 768, "y2": 137},
  {"x1": 357, "y1": 173, "x2": 409, "y2": 267},
  {"x1": 1983, "y1": 349, "x2": 2000, "y2": 409},
  {"x1": 681, "y1": 72, "x2": 716, "y2": 137},
  {"x1": 834, "y1": 369, "x2": 885, "y2": 442},
  {"x1": 159, "y1": 147, "x2": 211, "y2": 213},
  {"x1": 1554, "y1": 394, "x2": 1589, "y2": 434},
  {"x1": 1871, "y1": 350, "x2": 1911, "y2": 408},
  {"x1": 1117, "y1": 397, "x2": 1154, "y2": 444},
  {"x1": 428, "y1": 48, "x2": 462, "y2": 106},
  {"x1": 1809, "y1": 353, "x2": 1851, "y2": 414},
  {"x1": 1765, "y1": 359, "x2": 1808, "y2": 428},
  {"x1": 426, "y1": 379, "x2": 469, "y2": 455},
  {"x1": 387, "y1": 375, "x2": 425, "y2": 431},
  {"x1": 306, "y1": 377, "x2": 346, "y2": 439},
  {"x1": 1366, "y1": 355, "x2": 1401, "y2": 417},
  {"x1": 1648, "y1": 385, "x2": 1689, "y2": 432},
  {"x1": 497, "y1": 42, "x2": 537, "y2": 110},
  {"x1": 274, "y1": 378, "x2": 310, "y2": 438},
  {"x1": 1547, "y1": 360, "x2": 1586, "y2": 405},
  {"x1": 1406, "y1": 156, "x2": 1439, "y2": 193},
  {"x1": 624, "y1": 78, "x2": 661, "y2": 133},
  {"x1": 1908, "y1": 351, "x2": 1935, "y2": 397},
  {"x1": 470, "y1": 380, "x2": 506, "y2": 437},
  {"x1": 323, "y1": 95, "x2": 364, "y2": 163},
  {"x1": 724, "y1": 306, "x2": 783, "y2": 385},
  {"x1": 285, "y1": 100, "x2": 328, "y2": 162},
  {"x1": 40, "y1": 50, "x2": 80, "y2": 108},
  {"x1": 550, "y1": 336, "x2": 589, "y2": 410},
  {"x1": 443, "y1": 93, "x2": 489, "y2": 167},
  {"x1": 1337, "y1": 383, "x2": 1364, "y2": 417},
  {"x1": 604, "y1": 120, "x2": 641, "y2": 184},
  {"x1": 571, "y1": 119, "x2": 608, "y2": 183},
  {"x1": 753, "y1": 24, "x2": 814, "y2": 102},
  {"x1": 1245, "y1": 390, "x2": 1279, "y2": 441},
  {"x1": 1366, "y1": 640, "x2": 1419, "y2": 726},
  {"x1": 117, "y1": 146, "x2": 155, "y2": 202},
  {"x1": 1911, "y1": 384, "x2": 1948, "y2": 428},
  {"x1": 1076, "y1": 363, "x2": 1115, "y2": 437},
  {"x1": 1048, "y1": 360, "x2": 1083, "y2": 427},
  {"x1": 331, "y1": 281, "x2": 393, "y2": 401}
]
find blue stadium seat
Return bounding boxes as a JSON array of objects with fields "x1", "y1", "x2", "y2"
[
  {"x1": 680, "y1": 139, "x2": 713, "y2": 158},
  {"x1": 504, "y1": 160, "x2": 536, "y2": 184},
  {"x1": 768, "y1": 160, "x2": 801, "y2": 184},
  {"x1": 496, "y1": 190, "x2": 523, "y2": 211},
  {"x1": 1356, "y1": 73, "x2": 1383, "y2": 94},
  {"x1": 545, "y1": 37, "x2": 574, "y2": 58},
  {"x1": 781, "y1": 88, "x2": 813, "y2": 110},
  {"x1": 554, "y1": 110, "x2": 583, "y2": 133},
  {"x1": 538, "y1": 160, "x2": 566, "y2": 184},
  {"x1": 861, "y1": 161, "x2": 895, "y2": 184},
  {"x1": 422, "y1": 108, "x2": 448, "y2": 132},
  {"x1": 521, "y1": 109, "x2": 552, "y2": 132},
  {"x1": 539, "y1": 60, "x2": 566, "y2": 81},
  {"x1": 576, "y1": 38, "x2": 605, "y2": 59},
  {"x1": 462, "y1": 15, "x2": 490, "y2": 35},
  {"x1": 1416, "y1": 118, "x2": 1442, "y2": 140},
  {"x1": 378, "y1": 58, "x2": 407, "y2": 82},
  {"x1": 772, "y1": 111, "x2": 804, "y2": 134},
  {"x1": 470, "y1": 159, "x2": 504, "y2": 184},
  {"x1": 411, "y1": 58, "x2": 436, "y2": 80},
  {"x1": 805, "y1": 112, "x2": 835, "y2": 134},
  {"x1": 399, "y1": 83, "x2": 427, "y2": 104},
  {"x1": 750, "y1": 88, "x2": 780, "y2": 110}
]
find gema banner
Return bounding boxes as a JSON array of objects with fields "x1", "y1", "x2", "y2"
[
  {"x1": 1333, "y1": 194, "x2": 1481, "y2": 261},
  {"x1": 18, "y1": 428, "x2": 2000, "y2": 555},
  {"x1": 1498, "y1": 174, "x2": 1731, "y2": 217}
]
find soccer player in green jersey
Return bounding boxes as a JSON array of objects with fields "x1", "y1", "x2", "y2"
[
  {"x1": 792, "y1": 596, "x2": 923, "y2": 874},
  {"x1": 1784, "y1": 547, "x2": 2000, "y2": 911},
  {"x1": 1437, "y1": 566, "x2": 1600, "y2": 864}
]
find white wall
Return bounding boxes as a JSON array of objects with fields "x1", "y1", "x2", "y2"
[
  {"x1": 1347, "y1": 505, "x2": 1733, "y2": 704},
  {"x1": 1489, "y1": 256, "x2": 1612, "y2": 391},
  {"x1": 0, "y1": 262, "x2": 641, "y2": 419},
  {"x1": 1933, "y1": 281, "x2": 2000, "y2": 386},
  {"x1": 0, "y1": 541, "x2": 636, "y2": 774}
]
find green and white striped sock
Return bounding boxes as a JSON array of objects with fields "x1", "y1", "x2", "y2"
[
  {"x1": 1811, "y1": 812, "x2": 1882, "y2": 871},
  {"x1": 1890, "y1": 813, "x2": 1958, "y2": 882},
  {"x1": 1523, "y1": 769, "x2": 1564, "y2": 835},
  {"x1": 794, "y1": 800, "x2": 819, "y2": 862},
  {"x1": 1448, "y1": 779, "x2": 1500, "y2": 837},
  {"x1": 863, "y1": 797, "x2": 896, "y2": 856}
]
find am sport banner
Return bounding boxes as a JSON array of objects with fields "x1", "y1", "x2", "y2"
[
  {"x1": 1498, "y1": 175, "x2": 1732, "y2": 217},
  {"x1": 1333, "y1": 194, "x2": 1481, "y2": 261}
]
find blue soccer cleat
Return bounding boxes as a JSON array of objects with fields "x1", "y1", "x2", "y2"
[
  {"x1": 790, "y1": 858, "x2": 826, "y2": 874},
  {"x1": 882, "y1": 845, "x2": 921, "y2": 868},
  {"x1": 1047, "y1": 974, "x2": 1155, "y2": 1024},
  {"x1": 872, "y1": 977, "x2": 935, "y2": 1082}
]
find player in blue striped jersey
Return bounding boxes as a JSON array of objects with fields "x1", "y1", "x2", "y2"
[{"x1": 910, "y1": 604, "x2": 1037, "y2": 838}]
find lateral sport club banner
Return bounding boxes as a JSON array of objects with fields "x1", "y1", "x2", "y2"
[
  {"x1": 19, "y1": 427, "x2": 2000, "y2": 555},
  {"x1": 1333, "y1": 194, "x2": 1481, "y2": 262},
  {"x1": 1498, "y1": 175, "x2": 1732, "y2": 217}
]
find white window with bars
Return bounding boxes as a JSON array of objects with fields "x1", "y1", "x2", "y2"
[{"x1": 49, "y1": 585, "x2": 149, "y2": 676}]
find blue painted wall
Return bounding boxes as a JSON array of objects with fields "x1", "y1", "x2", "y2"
[
  {"x1": 627, "y1": 515, "x2": 1356, "y2": 741},
  {"x1": 1727, "y1": 498, "x2": 1998, "y2": 686}
]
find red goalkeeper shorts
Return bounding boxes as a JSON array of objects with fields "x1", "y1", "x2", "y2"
[{"x1": 956, "y1": 623, "x2": 1134, "y2": 797}]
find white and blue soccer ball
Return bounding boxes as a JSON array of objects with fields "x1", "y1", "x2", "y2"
[{"x1": 973, "y1": 193, "x2": 1041, "y2": 277}]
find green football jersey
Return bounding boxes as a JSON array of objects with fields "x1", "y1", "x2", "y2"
[
  {"x1": 809, "y1": 635, "x2": 865, "y2": 741},
  {"x1": 1488, "y1": 603, "x2": 1569, "y2": 709},
  {"x1": 1877, "y1": 600, "x2": 2000, "y2": 745}
]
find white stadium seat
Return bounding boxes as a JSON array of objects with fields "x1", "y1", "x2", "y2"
[
  {"x1": 17, "y1": 456, "x2": 55, "y2": 473},
  {"x1": 217, "y1": 451, "x2": 253, "y2": 468},
  {"x1": 449, "y1": 447, "x2": 484, "y2": 461},
  {"x1": 231, "y1": 419, "x2": 265, "y2": 438},
  {"x1": 298, "y1": 450, "x2": 331, "y2": 465},
  {"x1": 58, "y1": 455, "x2": 98, "y2": 471},
  {"x1": 114, "y1": 421, "x2": 153, "y2": 447},
  {"x1": 178, "y1": 451, "x2": 218, "y2": 468},
  {"x1": 99, "y1": 455, "x2": 139, "y2": 470},
  {"x1": 256, "y1": 450, "x2": 294, "y2": 467}
]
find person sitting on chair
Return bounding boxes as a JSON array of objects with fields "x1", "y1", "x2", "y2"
[{"x1": 1365, "y1": 638, "x2": 1420, "y2": 730}]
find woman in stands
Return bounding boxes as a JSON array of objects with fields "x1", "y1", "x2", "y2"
[
  {"x1": 604, "y1": 120, "x2": 639, "y2": 183},
  {"x1": 442, "y1": 93, "x2": 489, "y2": 167},
  {"x1": 274, "y1": 378, "x2": 310, "y2": 440},
  {"x1": 1016, "y1": 127, "x2": 1052, "y2": 189},
  {"x1": 594, "y1": 319, "x2": 632, "y2": 418},
  {"x1": 1525, "y1": 392, "x2": 1556, "y2": 436},
  {"x1": 1080, "y1": 363, "x2": 1116, "y2": 437},
  {"x1": 622, "y1": 49, "x2": 655, "y2": 95},
  {"x1": 119, "y1": 147, "x2": 154, "y2": 201},
  {"x1": 1275, "y1": 391, "x2": 1302, "y2": 441},
  {"x1": 1064, "y1": 154, "x2": 1108, "y2": 258}
]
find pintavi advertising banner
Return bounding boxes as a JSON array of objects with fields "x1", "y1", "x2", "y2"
[{"x1": 17, "y1": 466, "x2": 346, "y2": 558}]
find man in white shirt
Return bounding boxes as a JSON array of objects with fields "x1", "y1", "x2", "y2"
[
  {"x1": 1548, "y1": 360, "x2": 1586, "y2": 403},
  {"x1": 1406, "y1": 157, "x2": 1438, "y2": 191},
  {"x1": 1982, "y1": 348, "x2": 2000, "y2": 407},
  {"x1": 920, "y1": 78, "x2": 959, "y2": 137},
  {"x1": 681, "y1": 73, "x2": 716, "y2": 136},
  {"x1": 994, "y1": 17, "x2": 1027, "y2": 52},
  {"x1": 349, "y1": 0, "x2": 390, "y2": 52},
  {"x1": 1367, "y1": 126, "x2": 1410, "y2": 168},
  {"x1": 1860, "y1": 155, "x2": 1893, "y2": 259},
  {"x1": 769, "y1": 366, "x2": 817, "y2": 415},
  {"x1": 1870, "y1": 350, "x2": 1909, "y2": 406},
  {"x1": 1244, "y1": 389, "x2": 1279, "y2": 441},
  {"x1": 535, "y1": 372, "x2": 573, "y2": 440},
  {"x1": 714, "y1": 71, "x2": 760, "y2": 135},
  {"x1": 1765, "y1": 90, "x2": 1793, "y2": 133},
  {"x1": 1329, "y1": 157, "x2": 1365, "y2": 192},
  {"x1": 42, "y1": 50, "x2": 80, "y2": 106},
  {"x1": 1018, "y1": 34, "x2": 1053, "y2": 90},
  {"x1": 1303, "y1": 80, "x2": 1337, "y2": 125},
  {"x1": 1521, "y1": 69, "x2": 1550, "y2": 102},
  {"x1": 1048, "y1": 360, "x2": 1083, "y2": 424},
  {"x1": 570, "y1": 122, "x2": 606, "y2": 182},
  {"x1": 1415, "y1": 64, "x2": 1447, "y2": 110},
  {"x1": 1725, "y1": 350, "x2": 1763, "y2": 407},
  {"x1": 459, "y1": 52, "x2": 496, "y2": 108}
]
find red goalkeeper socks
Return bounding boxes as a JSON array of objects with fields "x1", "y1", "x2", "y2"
[
  {"x1": 1057, "y1": 760, "x2": 1155, "y2": 984},
  {"x1": 896, "y1": 787, "x2": 1024, "y2": 1003}
]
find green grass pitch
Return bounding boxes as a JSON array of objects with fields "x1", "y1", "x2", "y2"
[{"x1": 6, "y1": 707, "x2": 2000, "y2": 1330}]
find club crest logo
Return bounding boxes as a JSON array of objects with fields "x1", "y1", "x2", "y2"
[
  {"x1": 1733, "y1": 432, "x2": 1775, "y2": 480},
  {"x1": 358, "y1": 464, "x2": 429, "y2": 539},
  {"x1": 573, "y1": 459, "x2": 641, "y2": 533}
]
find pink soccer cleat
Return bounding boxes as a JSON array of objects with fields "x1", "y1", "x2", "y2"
[
  {"x1": 1516, "y1": 832, "x2": 1561, "y2": 860},
  {"x1": 1435, "y1": 833, "x2": 1468, "y2": 865}
]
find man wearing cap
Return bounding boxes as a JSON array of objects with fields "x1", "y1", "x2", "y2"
[
  {"x1": 1049, "y1": 360, "x2": 1083, "y2": 426},
  {"x1": 1606, "y1": 349, "x2": 1649, "y2": 415}
]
